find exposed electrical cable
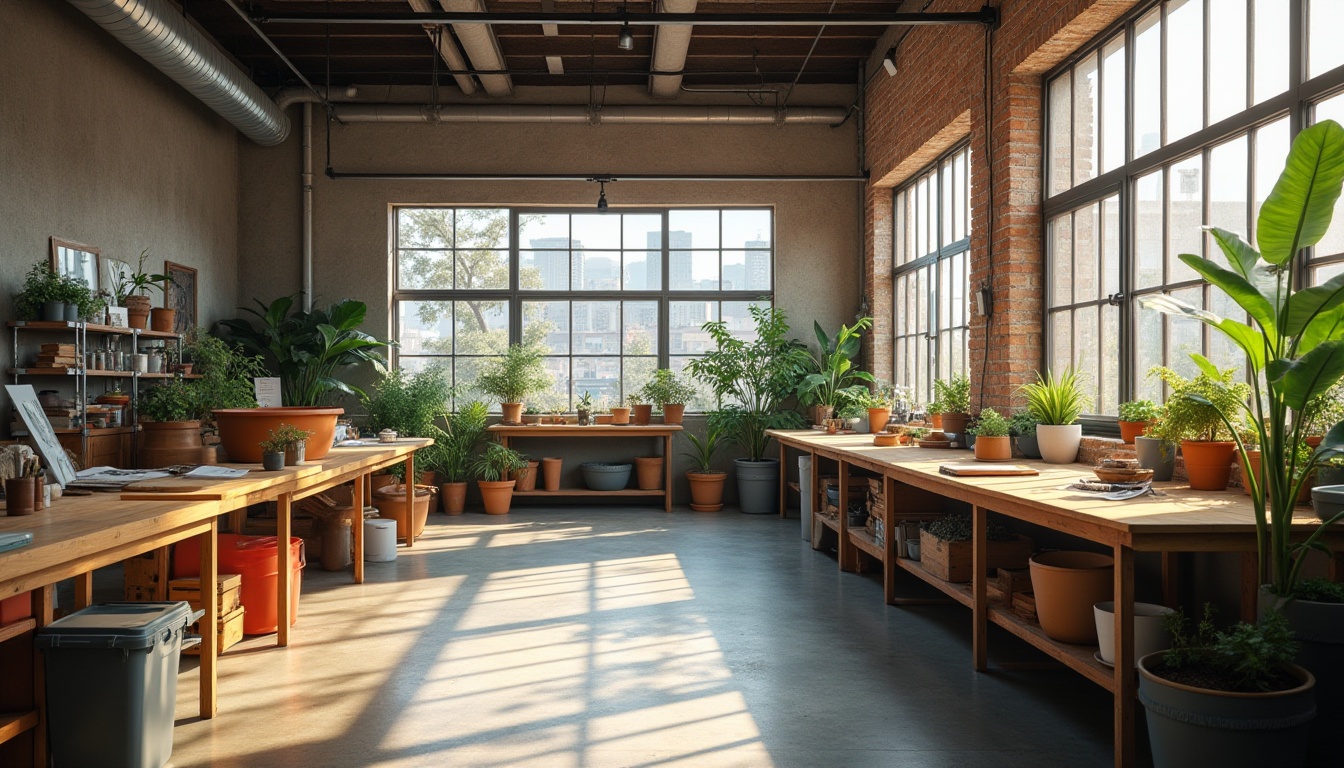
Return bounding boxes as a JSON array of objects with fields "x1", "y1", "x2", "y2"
[
  {"x1": 781, "y1": 0, "x2": 839, "y2": 109},
  {"x1": 977, "y1": 10, "x2": 995, "y2": 411}
]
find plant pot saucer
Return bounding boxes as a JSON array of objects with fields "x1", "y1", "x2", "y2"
[
  {"x1": 918, "y1": 440, "x2": 952, "y2": 448},
  {"x1": 1093, "y1": 651, "x2": 1114, "y2": 669}
]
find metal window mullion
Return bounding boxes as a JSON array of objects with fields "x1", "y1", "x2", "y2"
[
  {"x1": 1160, "y1": 0, "x2": 1168, "y2": 149},
  {"x1": 1202, "y1": 0, "x2": 1210, "y2": 132}
]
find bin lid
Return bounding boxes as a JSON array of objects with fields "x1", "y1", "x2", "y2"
[
  {"x1": 1312, "y1": 484, "x2": 1344, "y2": 503},
  {"x1": 36, "y1": 601, "x2": 192, "y2": 650}
]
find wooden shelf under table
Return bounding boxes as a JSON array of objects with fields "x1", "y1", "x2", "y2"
[
  {"x1": 0, "y1": 710, "x2": 39, "y2": 746},
  {"x1": 512, "y1": 489, "x2": 665, "y2": 497},
  {"x1": 847, "y1": 528, "x2": 886, "y2": 561},
  {"x1": 0, "y1": 618, "x2": 36, "y2": 645}
]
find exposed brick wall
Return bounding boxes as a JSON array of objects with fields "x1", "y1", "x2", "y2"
[{"x1": 864, "y1": 0, "x2": 1144, "y2": 412}]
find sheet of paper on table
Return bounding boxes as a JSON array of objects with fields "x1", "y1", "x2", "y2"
[{"x1": 184, "y1": 466, "x2": 249, "y2": 479}]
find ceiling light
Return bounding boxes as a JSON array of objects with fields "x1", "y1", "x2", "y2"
[
  {"x1": 597, "y1": 181, "x2": 609, "y2": 211},
  {"x1": 617, "y1": 22, "x2": 634, "y2": 51},
  {"x1": 882, "y1": 47, "x2": 898, "y2": 77}
]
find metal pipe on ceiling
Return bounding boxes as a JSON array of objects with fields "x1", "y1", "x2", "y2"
[
  {"x1": 437, "y1": 0, "x2": 514, "y2": 96},
  {"x1": 649, "y1": 0, "x2": 698, "y2": 99},
  {"x1": 329, "y1": 103, "x2": 848, "y2": 125},
  {"x1": 407, "y1": 0, "x2": 478, "y2": 95},
  {"x1": 256, "y1": 9, "x2": 999, "y2": 27},
  {"x1": 326, "y1": 171, "x2": 868, "y2": 182}
]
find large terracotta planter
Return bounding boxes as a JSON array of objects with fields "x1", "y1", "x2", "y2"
[
  {"x1": 661, "y1": 404, "x2": 685, "y2": 425},
  {"x1": 867, "y1": 408, "x2": 891, "y2": 434},
  {"x1": 687, "y1": 470, "x2": 726, "y2": 511},
  {"x1": 610, "y1": 406, "x2": 631, "y2": 425},
  {"x1": 1029, "y1": 551, "x2": 1114, "y2": 644},
  {"x1": 634, "y1": 456, "x2": 664, "y2": 490},
  {"x1": 631, "y1": 404, "x2": 653, "y2": 425},
  {"x1": 940, "y1": 412, "x2": 970, "y2": 435},
  {"x1": 123, "y1": 295, "x2": 152, "y2": 330},
  {"x1": 541, "y1": 458, "x2": 562, "y2": 491},
  {"x1": 213, "y1": 407, "x2": 343, "y2": 463},
  {"x1": 149, "y1": 307, "x2": 176, "y2": 332},
  {"x1": 479, "y1": 479, "x2": 517, "y2": 515},
  {"x1": 139, "y1": 420, "x2": 203, "y2": 468},
  {"x1": 1118, "y1": 420, "x2": 1152, "y2": 444},
  {"x1": 973, "y1": 435, "x2": 1012, "y2": 461},
  {"x1": 1181, "y1": 440, "x2": 1236, "y2": 491},
  {"x1": 513, "y1": 461, "x2": 539, "y2": 491},
  {"x1": 441, "y1": 482, "x2": 467, "y2": 515},
  {"x1": 500, "y1": 402, "x2": 523, "y2": 424},
  {"x1": 372, "y1": 484, "x2": 433, "y2": 541}
]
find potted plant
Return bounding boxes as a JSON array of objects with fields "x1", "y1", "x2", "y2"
[
  {"x1": 470, "y1": 442, "x2": 528, "y2": 515},
  {"x1": 863, "y1": 383, "x2": 897, "y2": 434},
  {"x1": 638, "y1": 369, "x2": 694, "y2": 425},
  {"x1": 933, "y1": 375, "x2": 972, "y2": 435},
  {"x1": 927, "y1": 400, "x2": 944, "y2": 430},
  {"x1": 1009, "y1": 411, "x2": 1041, "y2": 459},
  {"x1": 610, "y1": 401, "x2": 632, "y2": 425},
  {"x1": 682, "y1": 423, "x2": 726, "y2": 511},
  {"x1": 474, "y1": 343, "x2": 551, "y2": 425},
  {"x1": 970, "y1": 408, "x2": 1011, "y2": 461},
  {"x1": 261, "y1": 423, "x2": 311, "y2": 466},
  {"x1": 421, "y1": 400, "x2": 488, "y2": 514},
  {"x1": 686, "y1": 304, "x2": 810, "y2": 515},
  {"x1": 1019, "y1": 368, "x2": 1091, "y2": 464},
  {"x1": 56, "y1": 275, "x2": 101, "y2": 323},
  {"x1": 360, "y1": 364, "x2": 452, "y2": 439},
  {"x1": 796, "y1": 317, "x2": 875, "y2": 427},
  {"x1": 114, "y1": 249, "x2": 173, "y2": 330},
  {"x1": 259, "y1": 431, "x2": 288, "y2": 471},
  {"x1": 137, "y1": 377, "x2": 205, "y2": 467},
  {"x1": 1135, "y1": 411, "x2": 1178, "y2": 482},
  {"x1": 627, "y1": 393, "x2": 652, "y2": 426},
  {"x1": 14, "y1": 262, "x2": 68, "y2": 322},
  {"x1": 1146, "y1": 366, "x2": 1250, "y2": 491},
  {"x1": 1138, "y1": 607, "x2": 1314, "y2": 767},
  {"x1": 1118, "y1": 399, "x2": 1162, "y2": 444},
  {"x1": 576, "y1": 390, "x2": 594, "y2": 426},
  {"x1": 917, "y1": 513, "x2": 1032, "y2": 582}
]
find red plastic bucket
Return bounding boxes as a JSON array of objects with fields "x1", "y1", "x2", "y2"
[{"x1": 174, "y1": 534, "x2": 305, "y2": 635}]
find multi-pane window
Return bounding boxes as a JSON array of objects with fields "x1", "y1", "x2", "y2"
[
  {"x1": 393, "y1": 207, "x2": 773, "y2": 411},
  {"x1": 893, "y1": 145, "x2": 971, "y2": 407},
  {"x1": 1044, "y1": 0, "x2": 1344, "y2": 413}
]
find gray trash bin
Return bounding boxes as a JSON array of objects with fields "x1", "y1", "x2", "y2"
[
  {"x1": 37, "y1": 601, "x2": 194, "y2": 768},
  {"x1": 799, "y1": 456, "x2": 812, "y2": 540}
]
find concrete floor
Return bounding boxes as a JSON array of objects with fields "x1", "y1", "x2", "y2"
[{"x1": 158, "y1": 508, "x2": 1121, "y2": 768}]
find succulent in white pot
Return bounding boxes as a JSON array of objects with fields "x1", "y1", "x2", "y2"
[{"x1": 1019, "y1": 369, "x2": 1090, "y2": 464}]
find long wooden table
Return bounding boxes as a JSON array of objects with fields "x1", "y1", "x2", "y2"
[
  {"x1": 488, "y1": 424, "x2": 681, "y2": 511},
  {"x1": 769, "y1": 429, "x2": 1342, "y2": 768}
]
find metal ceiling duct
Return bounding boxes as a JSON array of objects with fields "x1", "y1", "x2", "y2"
[
  {"x1": 407, "y1": 0, "x2": 478, "y2": 95},
  {"x1": 437, "y1": 0, "x2": 514, "y2": 96},
  {"x1": 68, "y1": 0, "x2": 289, "y2": 146},
  {"x1": 649, "y1": 0, "x2": 697, "y2": 98},
  {"x1": 330, "y1": 103, "x2": 847, "y2": 125}
]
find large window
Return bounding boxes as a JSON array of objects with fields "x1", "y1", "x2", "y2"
[
  {"x1": 393, "y1": 207, "x2": 773, "y2": 411},
  {"x1": 893, "y1": 145, "x2": 971, "y2": 406},
  {"x1": 1044, "y1": 0, "x2": 1344, "y2": 412}
]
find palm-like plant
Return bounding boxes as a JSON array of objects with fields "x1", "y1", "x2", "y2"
[
  {"x1": 469, "y1": 442, "x2": 528, "y2": 482},
  {"x1": 797, "y1": 318, "x2": 875, "y2": 409},
  {"x1": 1019, "y1": 368, "x2": 1091, "y2": 425},
  {"x1": 1141, "y1": 119, "x2": 1344, "y2": 596},
  {"x1": 682, "y1": 423, "x2": 724, "y2": 473},
  {"x1": 421, "y1": 400, "x2": 489, "y2": 483}
]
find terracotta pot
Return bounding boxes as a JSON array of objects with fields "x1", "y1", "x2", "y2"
[
  {"x1": 662, "y1": 404, "x2": 686, "y2": 425},
  {"x1": 500, "y1": 402, "x2": 524, "y2": 424},
  {"x1": 631, "y1": 403, "x2": 653, "y2": 425},
  {"x1": 441, "y1": 482, "x2": 467, "y2": 515},
  {"x1": 541, "y1": 458, "x2": 562, "y2": 491},
  {"x1": 96, "y1": 394, "x2": 131, "y2": 407},
  {"x1": 372, "y1": 484, "x2": 433, "y2": 541},
  {"x1": 175, "y1": 363, "x2": 194, "y2": 375},
  {"x1": 123, "y1": 295, "x2": 152, "y2": 330},
  {"x1": 5, "y1": 477, "x2": 35, "y2": 516},
  {"x1": 149, "y1": 307, "x2": 176, "y2": 332},
  {"x1": 867, "y1": 408, "x2": 892, "y2": 434},
  {"x1": 973, "y1": 435, "x2": 1012, "y2": 461},
  {"x1": 687, "y1": 470, "x2": 726, "y2": 511},
  {"x1": 634, "y1": 456, "x2": 664, "y2": 490},
  {"x1": 1030, "y1": 551, "x2": 1114, "y2": 645},
  {"x1": 610, "y1": 406, "x2": 631, "y2": 425},
  {"x1": 930, "y1": 413, "x2": 943, "y2": 429},
  {"x1": 1307, "y1": 435, "x2": 1324, "y2": 449},
  {"x1": 595, "y1": 414, "x2": 613, "y2": 424},
  {"x1": 513, "y1": 460, "x2": 539, "y2": 491},
  {"x1": 1239, "y1": 450, "x2": 1262, "y2": 497},
  {"x1": 213, "y1": 407, "x2": 343, "y2": 462},
  {"x1": 1181, "y1": 440, "x2": 1236, "y2": 491},
  {"x1": 940, "y1": 412, "x2": 970, "y2": 435},
  {"x1": 811, "y1": 404, "x2": 835, "y2": 426},
  {"x1": 139, "y1": 420, "x2": 203, "y2": 468},
  {"x1": 370, "y1": 474, "x2": 396, "y2": 495},
  {"x1": 478, "y1": 479, "x2": 516, "y2": 515},
  {"x1": 1118, "y1": 420, "x2": 1151, "y2": 444}
]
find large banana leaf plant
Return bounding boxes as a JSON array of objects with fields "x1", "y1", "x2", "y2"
[
  {"x1": 1141, "y1": 119, "x2": 1344, "y2": 596},
  {"x1": 219, "y1": 295, "x2": 390, "y2": 407},
  {"x1": 796, "y1": 317, "x2": 875, "y2": 408}
]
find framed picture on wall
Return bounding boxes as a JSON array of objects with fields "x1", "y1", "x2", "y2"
[
  {"x1": 164, "y1": 261, "x2": 197, "y2": 334},
  {"x1": 100, "y1": 256, "x2": 131, "y2": 303},
  {"x1": 50, "y1": 237, "x2": 100, "y2": 291}
]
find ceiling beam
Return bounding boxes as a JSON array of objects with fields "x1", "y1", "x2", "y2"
[
  {"x1": 438, "y1": 0, "x2": 514, "y2": 96},
  {"x1": 406, "y1": 0, "x2": 478, "y2": 94},
  {"x1": 255, "y1": 9, "x2": 1000, "y2": 28}
]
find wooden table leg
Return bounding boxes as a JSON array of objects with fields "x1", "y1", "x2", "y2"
[
  {"x1": 277, "y1": 492, "x2": 292, "y2": 647},
  {"x1": 404, "y1": 451, "x2": 416, "y2": 548},
  {"x1": 199, "y1": 518, "x2": 218, "y2": 719},
  {"x1": 883, "y1": 475, "x2": 896, "y2": 606},
  {"x1": 1240, "y1": 551, "x2": 1259, "y2": 623},
  {"x1": 665, "y1": 434, "x2": 673, "y2": 512},
  {"x1": 972, "y1": 505, "x2": 988, "y2": 671},
  {"x1": 32, "y1": 585, "x2": 52, "y2": 768},
  {"x1": 1161, "y1": 552, "x2": 1180, "y2": 607},
  {"x1": 353, "y1": 474, "x2": 365, "y2": 584},
  {"x1": 1113, "y1": 544, "x2": 1135, "y2": 768},
  {"x1": 73, "y1": 571, "x2": 93, "y2": 609},
  {"x1": 778, "y1": 441, "x2": 787, "y2": 518},
  {"x1": 153, "y1": 546, "x2": 170, "y2": 600}
]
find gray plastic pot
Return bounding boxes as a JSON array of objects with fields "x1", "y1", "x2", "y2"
[
  {"x1": 581, "y1": 462, "x2": 632, "y2": 491},
  {"x1": 735, "y1": 457, "x2": 779, "y2": 515},
  {"x1": 1135, "y1": 436, "x2": 1177, "y2": 482},
  {"x1": 1015, "y1": 433, "x2": 1042, "y2": 459},
  {"x1": 1260, "y1": 586, "x2": 1344, "y2": 767},
  {"x1": 1138, "y1": 651, "x2": 1315, "y2": 768}
]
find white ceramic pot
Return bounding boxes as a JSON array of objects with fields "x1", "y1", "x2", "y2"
[
  {"x1": 1036, "y1": 423, "x2": 1083, "y2": 464},
  {"x1": 1094, "y1": 601, "x2": 1174, "y2": 667},
  {"x1": 131, "y1": 353, "x2": 149, "y2": 373}
]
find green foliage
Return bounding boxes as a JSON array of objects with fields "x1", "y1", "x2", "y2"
[
  {"x1": 968, "y1": 408, "x2": 1010, "y2": 437},
  {"x1": 14, "y1": 262, "x2": 64, "y2": 319},
  {"x1": 934, "y1": 375, "x2": 972, "y2": 414},
  {"x1": 1304, "y1": 382, "x2": 1344, "y2": 437},
  {"x1": 639, "y1": 369, "x2": 696, "y2": 407},
  {"x1": 576, "y1": 391, "x2": 594, "y2": 411},
  {"x1": 1019, "y1": 368, "x2": 1091, "y2": 426},
  {"x1": 1292, "y1": 577, "x2": 1344, "y2": 603},
  {"x1": 219, "y1": 296, "x2": 390, "y2": 407},
  {"x1": 685, "y1": 304, "x2": 810, "y2": 460},
  {"x1": 469, "y1": 441, "x2": 528, "y2": 482},
  {"x1": 1161, "y1": 606, "x2": 1298, "y2": 693},
  {"x1": 1119, "y1": 399, "x2": 1162, "y2": 422},
  {"x1": 476, "y1": 344, "x2": 552, "y2": 404},
  {"x1": 138, "y1": 378, "x2": 204, "y2": 422},
  {"x1": 796, "y1": 317, "x2": 876, "y2": 409},
  {"x1": 113, "y1": 249, "x2": 173, "y2": 302},
  {"x1": 185, "y1": 330, "x2": 267, "y2": 415},
  {"x1": 260, "y1": 423, "x2": 312, "y2": 454},
  {"x1": 625, "y1": 392, "x2": 644, "y2": 407},
  {"x1": 681, "y1": 423, "x2": 724, "y2": 473},
  {"x1": 1008, "y1": 411, "x2": 1038, "y2": 437},
  {"x1": 1147, "y1": 366, "x2": 1250, "y2": 443},
  {"x1": 420, "y1": 400, "x2": 489, "y2": 483},
  {"x1": 361, "y1": 364, "x2": 452, "y2": 437},
  {"x1": 919, "y1": 513, "x2": 1013, "y2": 542}
]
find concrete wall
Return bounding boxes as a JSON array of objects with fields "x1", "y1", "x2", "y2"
[{"x1": 0, "y1": 0, "x2": 240, "y2": 356}]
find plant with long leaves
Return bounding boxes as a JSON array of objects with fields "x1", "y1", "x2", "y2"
[
  {"x1": 1018, "y1": 368, "x2": 1091, "y2": 426},
  {"x1": 796, "y1": 317, "x2": 876, "y2": 409},
  {"x1": 476, "y1": 343, "x2": 552, "y2": 404},
  {"x1": 1140, "y1": 119, "x2": 1344, "y2": 596},
  {"x1": 421, "y1": 400, "x2": 489, "y2": 483},
  {"x1": 219, "y1": 296, "x2": 390, "y2": 407},
  {"x1": 681, "y1": 422, "x2": 725, "y2": 473},
  {"x1": 468, "y1": 441, "x2": 528, "y2": 482},
  {"x1": 684, "y1": 305, "x2": 810, "y2": 461}
]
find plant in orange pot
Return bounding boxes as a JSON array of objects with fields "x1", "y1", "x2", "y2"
[
  {"x1": 423, "y1": 400, "x2": 488, "y2": 515},
  {"x1": 969, "y1": 408, "x2": 1012, "y2": 461},
  {"x1": 113, "y1": 249, "x2": 173, "y2": 331},
  {"x1": 1147, "y1": 366, "x2": 1250, "y2": 492},
  {"x1": 477, "y1": 343, "x2": 552, "y2": 425},
  {"x1": 682, "y1": 423, "x2": 726, "y2": 512},
  {"x1": 1117, "y1": 399, "x2": 1161, "y2": 444},
  {"x1": 470, "y1": 442, "x2": 528, "y2": 515},
  {"x1": 638, "y1": 368, "x2": 695, "y2": 425}
]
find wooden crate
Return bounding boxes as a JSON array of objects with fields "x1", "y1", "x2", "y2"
[
  {"x1": 994, "y1": 567, "x2": 1033, "y2": 597},
  {"x1": 1012, "y1": 592, "x2": 1038, "y2": 622},
  {"x1": 168, "y1": 574, "x2": 243, "y2": 617},
  {"x1": 183, "y1": 606, "x2": 245, "y2": 656},
  {"x1": 918, "y1": 531, "x2": 1034, "y2": 582},
  {"x1": 122, "y1": 552, "x2": 164, "y2": 601}
]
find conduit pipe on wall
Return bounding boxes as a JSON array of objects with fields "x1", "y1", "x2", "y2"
[
  {"x1": 302, "y1": 103, "x2": 314, "y2": 311},
  {"x1": 329, "y1": 103, "x2": 848, "y2": 125},
  {"x1": 68, "y1": 0, "x2": 290, "y2": 146}
]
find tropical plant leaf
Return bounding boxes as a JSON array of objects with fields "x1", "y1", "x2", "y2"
[
  {"x1": 1300, "y1": 303, "x2": 1344, "y2": 354},
  {"x1": 1215, "y1": 318, "x2": 1268, "y2": 372},
  {"x1": 1191, "y1": 353, "x2": 1221, "y2": 380},
  {"x1": 1178, "y1": 254, "x2": 1276, "y2": 333},
  {"x1": 1206, "y1": 226, "x2": 1262, "y2": 280},
  {"x1": 1268, "y1": 341, "x2": 1344, "y2": 411},
  {"x1": 1256, "y1": 120, "x2": 1344, "y2": 265},
  {"x1": 1283, "y1": 272, "x2": 1344, "y2": 336}
]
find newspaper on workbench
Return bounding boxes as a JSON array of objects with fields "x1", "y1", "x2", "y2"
[{"x1": 1063, "y1": 479, "x2": 1160, "y2": 501}]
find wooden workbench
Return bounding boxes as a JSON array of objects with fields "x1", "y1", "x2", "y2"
[
  {"x1": 768, "y1": 429, "x2": 1342, "y2": 768},
  {"x1": 487, "y1": 424, "x2": 681, "y2": 511}
]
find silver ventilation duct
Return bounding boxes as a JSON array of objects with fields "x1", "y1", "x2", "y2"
[
  {"x1": 330, "y1": 103, "x2": 847, "y2": 125},
  {"x1": 68, "y1": 0, "x2": 289, "y2": 146}
]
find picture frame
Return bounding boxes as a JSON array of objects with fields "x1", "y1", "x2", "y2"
[
  {"x1": 7, "y1": 384, "x2": 77, "y2": 487},
  {"x1": 100, "y1": 256, "x2": 132, "y2": 303},
  {"x1": 164, "y1": 261, "x2": 197, "y2": 334},
  {"x1": 105, "y1": 306, "x2": 129, "y2": 328},
  {"x1": 50, "y1": 237, "x2": 100, "y2": 291}
]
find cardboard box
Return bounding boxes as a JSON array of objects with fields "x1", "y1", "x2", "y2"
[
  {"x1": 168, "y1": 574, "x2": 243, "y2": 617},
  {"x1": 919, "y1": 531, "x2": 1033, "y2": 582},
  {"x1": 123, "y1": 552, "x2": 163, "y2": 601},
  {"x1": 184, "y1": 606, "x2": 245, "y2": 656}
]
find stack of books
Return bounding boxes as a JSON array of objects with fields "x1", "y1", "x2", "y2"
[{"x1": 29, "y1": 344, "x2": 78, "y2": 372}]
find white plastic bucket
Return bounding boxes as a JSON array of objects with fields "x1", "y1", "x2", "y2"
[{"x1": 364, "y1": 519, "x2": 398, "y2": 562}]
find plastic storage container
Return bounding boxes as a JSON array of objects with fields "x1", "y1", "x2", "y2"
[
  {"x1": 581, "y1": 462, "x2": 633, "y2": 491},
  {"x1": 37, "y1": 602, "x2": 193, "y2": 768},
  {"x1": 1311, "y1": 484, "x2": 1344, "y2": 522},
  {"x1": 798, "y1": 456, "x2": 812, "y2": 541},
  {"x1": 364, "y1": 518, "x2": 398, "y2": 562},
  {"x1": 174, "y1": 534, "x2": 304, "y2": 635}
]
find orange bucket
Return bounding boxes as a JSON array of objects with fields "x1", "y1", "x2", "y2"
[{"x1": 175, "y1": 534, "x2": 305, "y2": 635}]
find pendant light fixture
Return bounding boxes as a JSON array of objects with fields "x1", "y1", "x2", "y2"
[
  {"x1": 617, "y1": 21, "x2": 633, "y2": 50},
  {"x1": 596, "y1": 181, "x2": 609, "y2": 211}
]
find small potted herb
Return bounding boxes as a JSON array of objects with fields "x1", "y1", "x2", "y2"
[
  {"x1": 259, "y1": 432, "x2": 288, "y2": 470},
  {"x1": 1009, "y1": 411, "x2": 1041, "y2": 459},
  {"x1": 626, "y1": 393, "x2": 652, "y2": 425},
  {"x1": 1147, "y1": 365, "x2": 1250, "y2": 491},
  {"x1": 114, "y1": 249, "x2": 173, "y2": 331},
  {"x1": 638, "y1": 369, "x2": 695, "y2": 425},
  {"x1": 576, "y1": 391, "x2": 594, "y2": 426},
  {"x1": 969, "y1": 408, "x2": 1011, "y2": 461},
  {"x1": 933, "y1": 375, "x2": 973, "y2": 436},
  {"x1": 476, "y1": 343, "x2": 552, "y2": 424},
  {"x1": 14, "y1": 262, "x2": 68, "y2": 322},
  {"x1": 1117, "y1": 399, "x2": 1162, "y2": 444},
  {"x1": 262, "y1": 423, "x2": 312, "y2": 467}
]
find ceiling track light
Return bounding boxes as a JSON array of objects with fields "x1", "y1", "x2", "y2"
[
  {"x1": 617, "y1": 21, "x2": 634, "y2": 50},
  {"x1": 882, "y1": 46, "x2": 897, "y2": 77},
  {"x1": 596, "y1": 180, "x2": 610, "y2": 211}
]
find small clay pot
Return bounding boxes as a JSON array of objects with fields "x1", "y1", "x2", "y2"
[{"x1": 262, "y1": 452, "x2": 285, "y2": 471}]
